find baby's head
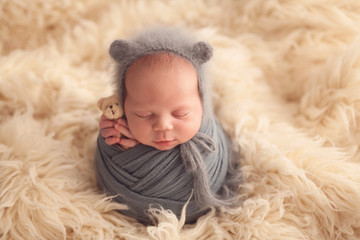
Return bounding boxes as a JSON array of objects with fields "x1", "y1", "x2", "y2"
[{"x1": 109, "y1": 27, "x2": 213, "y2": 150}]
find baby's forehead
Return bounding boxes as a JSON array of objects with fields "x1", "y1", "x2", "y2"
[{"x1": 127, "y1": 52, "x2": 196, "y2": 72}]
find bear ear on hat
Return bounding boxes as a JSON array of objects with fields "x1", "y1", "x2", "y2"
[
  {"x1": 109, "y1": 40, "x2": 133, "y2": 62},
  {"x1": 192, "y1": 41, "x2": 213, "y2": 64}
]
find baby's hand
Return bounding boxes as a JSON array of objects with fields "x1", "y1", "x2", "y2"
[
  {"x1": 114, "y1": 118, "x2": 139, "y2": 148},
  {"x1": 99, "y1": 114, "x2": 139, "y2": 149}
]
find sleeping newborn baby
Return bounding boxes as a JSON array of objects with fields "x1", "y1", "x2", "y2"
[{"x1": 95, "y1": 27, "x2": 241, "y2": 225}]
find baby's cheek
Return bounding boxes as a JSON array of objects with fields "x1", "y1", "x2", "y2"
[
  {"x1": 128, "y1": 120, "x2": 148, "y2": 141},
  {"x1": 178, "y1": 121, "x2": 201, "y2": 142},
  {"x1": 126, "y1": 118, "x2": 138, "y2": 134}
]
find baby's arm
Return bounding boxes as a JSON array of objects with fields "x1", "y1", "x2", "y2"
[{"x1": 99, "y1": 114, "x2": 139, "y2": 149}]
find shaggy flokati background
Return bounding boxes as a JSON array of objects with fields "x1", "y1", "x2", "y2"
[{"x1": 1, "y1": 0, "x2": 360, "y2": 239}]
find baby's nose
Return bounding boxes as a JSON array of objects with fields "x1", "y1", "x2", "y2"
[{"x1": 152, "y1": 116, "x2": 173, "y2": 131}]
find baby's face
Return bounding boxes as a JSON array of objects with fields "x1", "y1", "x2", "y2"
[{"x1": 124, "y1": 55, "x2": 203, "y2": 150}]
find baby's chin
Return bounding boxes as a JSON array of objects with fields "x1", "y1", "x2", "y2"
[
  {"x1": 153, "y1": 145, "x2": 177, "y2": 151},
  {"x1": 136, "y1": 139, "x2": 184, "y2": 151},
  {"x1": 139, "y1": 136, "x2": 195, "y2": 151}
]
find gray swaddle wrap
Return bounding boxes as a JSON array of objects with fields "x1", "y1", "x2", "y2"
[{"x1": 95, "y1": 27, "x2": 240, "y2": 225}]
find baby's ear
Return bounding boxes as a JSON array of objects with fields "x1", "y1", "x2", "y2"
[
  {"x1": 192, "y1": 41, "x2": 213, "y2": 64},
  {"x1": 109, "y1": 40, "x2": 133, "y2": 62}
]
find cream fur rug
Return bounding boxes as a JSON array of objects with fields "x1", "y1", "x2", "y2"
[{"x1": 1, "y1": 1, "x2": 360, "y2": 239}]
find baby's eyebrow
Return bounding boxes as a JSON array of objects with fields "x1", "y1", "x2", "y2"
[
  {"x1": 172, "y1": 107, "x2": 190, "y2": 113},
  {"x1": 173, "y1": 103, "x2": 191, "y2": 109},
  {"x1": 133, "y1": 109, "x2": 152, "y2": 113}
]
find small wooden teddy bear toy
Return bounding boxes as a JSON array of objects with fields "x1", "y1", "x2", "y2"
[{"x1": 97, "y1": 95, "x2": 123, "y2": 120}]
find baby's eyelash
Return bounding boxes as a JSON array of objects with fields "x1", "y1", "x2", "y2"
[
  {"x1": 135, "y1": 113, "x2": 153, "y2": 118},
  {"x1": 172, "y1": 112, "x2": 190, "y2": 118}
]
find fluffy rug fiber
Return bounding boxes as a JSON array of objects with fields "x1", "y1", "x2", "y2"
[{"x1": 1, "y1": 0, "x2": 360, "y2": 239}]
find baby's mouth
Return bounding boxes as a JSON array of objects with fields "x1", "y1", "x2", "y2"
[{"x1": 153, "y1": 139, "x2": 176, "y2": 146}]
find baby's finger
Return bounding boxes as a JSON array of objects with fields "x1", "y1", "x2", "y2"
[
  {"x1": 100, "y1": 114, "x2": 107, "y2": 121},
  {"x1": 116, "y1": 118, "x2": 129, "y2": 127},
  {"x1": 119, "y1": 138, "x2": 139, "y2": 148},
  {"x1": 114, "y1": 124, "x2": 135, "y2": 139},
  {"x1": 101, "y1": 128, "x2": 121, "y2": 139},
  {"x1": 105, "y1": 136, "x2": 120, "y2": 145},
  {"x1": 99, "y1": 119, "x2": 116, "y2": 129}
]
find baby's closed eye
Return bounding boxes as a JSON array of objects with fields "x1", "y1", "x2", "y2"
[
  {"x1": 172, "y1": 111, "x2": 190, "y2": 118},
  {"x1": 135, "y1": 112, "x2": 153, "y2": 118}
]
